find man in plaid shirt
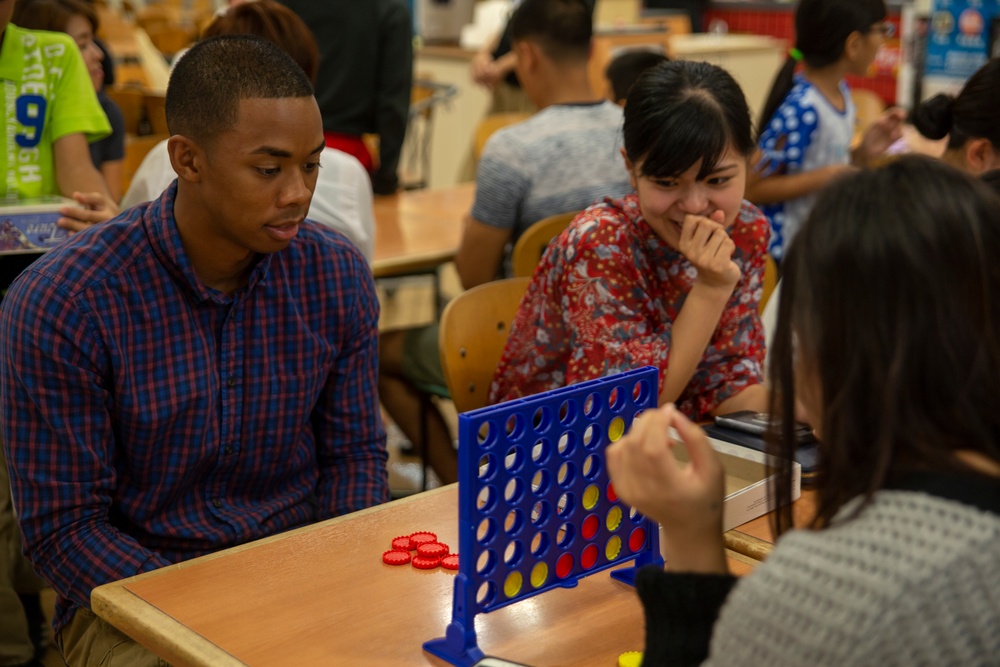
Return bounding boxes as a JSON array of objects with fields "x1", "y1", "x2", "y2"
[{"x1": 0, "y1": 35, "x2": 388, "y2": 666}]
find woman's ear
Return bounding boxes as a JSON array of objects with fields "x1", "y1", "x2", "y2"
[
  {"x1": 842, "y1": 30, "x2": 863, "y2": 63},
  {"x1": 965, "y1": 138, "x2": 999, "y2": 175}
]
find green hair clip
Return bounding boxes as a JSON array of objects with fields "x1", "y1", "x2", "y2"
[{"x1": 789, "y1": 47, "x2": 804, "y2": 62}]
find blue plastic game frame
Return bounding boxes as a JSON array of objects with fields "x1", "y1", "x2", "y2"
[{"x1": 424, "y1": 367, "x2": 664, "y2": 666}]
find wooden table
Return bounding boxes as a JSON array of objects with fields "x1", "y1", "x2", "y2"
[
  {"x1": 92, "y1": 484, "x2": 758, "y2": 667},
  {"x1": 724, "y1": 490, "x2": 817, "y2": 562},
  {"x1": 371, "y1": 183, "x2": 472, "y2": 280}
]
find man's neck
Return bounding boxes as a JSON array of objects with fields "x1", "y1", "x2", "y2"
[
  {"x1": 173, "y1": 190, "x2": 256, "y2": 295},
  {"x1": 531, "y1": 67, "x2": 602, "y2": 110}
]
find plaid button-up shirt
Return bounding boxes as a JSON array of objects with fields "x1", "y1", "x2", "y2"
[{"x1": 0, "y1": 182, "x2": 388, "y2": 632}]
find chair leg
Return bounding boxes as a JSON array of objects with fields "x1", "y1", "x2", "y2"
[{"x1": 418, "y1": 392, "x2": 429, "y2": 492}]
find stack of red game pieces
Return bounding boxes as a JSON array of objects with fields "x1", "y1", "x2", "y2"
[{"x1": 381, "y1": 531, "x2": 459, "y2": 571}]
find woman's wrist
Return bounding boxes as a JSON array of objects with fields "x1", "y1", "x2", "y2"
[{"x1": 661, "y1": 529, "x2": 728, "y2": 574}]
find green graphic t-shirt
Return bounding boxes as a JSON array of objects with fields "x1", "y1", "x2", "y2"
[{"x1": 0, "y1": 23, "x2": 111, "y2": 199}]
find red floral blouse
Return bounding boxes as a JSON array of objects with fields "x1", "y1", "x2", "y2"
[{"x1": 489, "y1": 193, "x2": 769, "y2": 419}]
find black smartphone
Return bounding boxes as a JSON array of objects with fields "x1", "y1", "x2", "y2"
[
  {"x1": 714, "y1": 410, "x2": 816, "y2": 444},
  {"x1": 706, "y1": 411, "x2": 820, "y2": 480}
]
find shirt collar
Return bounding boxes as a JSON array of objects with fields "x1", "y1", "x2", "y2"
[
  {"x1": 0, "y1": 25, "x2": 28, "y2": 83},
  {"x1": 144, "y1": 181, "x2": 273, "y2": 304}
]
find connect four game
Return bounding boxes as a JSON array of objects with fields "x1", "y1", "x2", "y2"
[{"x1": 424, "y1": 367, "x2": 663, "y2": 666}]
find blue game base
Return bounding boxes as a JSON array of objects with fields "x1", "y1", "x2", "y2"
[{"x1": 423, "y1": 368, "x2": 664, "y2": 666}]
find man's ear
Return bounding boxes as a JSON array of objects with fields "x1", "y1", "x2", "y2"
[
  {"x1": 513, "y1": 39, "x2": 538, "y2": 74},
  {"x1": 167, "y1": 135, "x2": 204, "y2": 183}
]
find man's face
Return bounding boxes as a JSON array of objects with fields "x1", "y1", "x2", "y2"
[{"x1": 197, "y1": 96, "x2": 325, "y2": 257}]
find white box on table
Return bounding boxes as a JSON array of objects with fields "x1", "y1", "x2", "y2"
[
  {"x1": 0, "y1": 196, "x2": 72, "y2": 255},
  {"x1": 664, "y1": 435, "x2": 802, "y2": 537}
]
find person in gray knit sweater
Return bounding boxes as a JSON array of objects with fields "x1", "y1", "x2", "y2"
[{"x1": 607, "y1": 155, "x2": 1000, "y2": 666}]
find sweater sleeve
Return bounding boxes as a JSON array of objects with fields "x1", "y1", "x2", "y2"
[{"x1": 636, "y1": 566, "x2": 738, "y2": 666}]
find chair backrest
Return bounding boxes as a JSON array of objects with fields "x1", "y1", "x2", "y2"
[
  {"x1": 759, "y1": 254, "x2": 778, "y2": 315},
  {"x1": 473, "y1": 112, "x2": 530, "y2": 162},
  {"x1": 510, "y1": 210, "x2": 579, "y2": 278},
  {"x1": 105, "y1": 85, "x2": 145, "y2": 135},
  {"x1": 851, "y1": 89, "x2": 886, "y2": 148},
  {"x1": 143, "y1": 91, "x2": 168, "y2": 135},
  {"x1": 438, "y1": 277, "x2": 531, "y2": 414},
  {"x1": 121, "y1": 133, "x2": 168, "y2": 196},
  {"x1": 146, "y1": 24, "x2": 195, "y2": 58}
]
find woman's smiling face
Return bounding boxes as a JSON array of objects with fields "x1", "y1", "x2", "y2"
[{"x1": 625, "y1": 145, "x2": 748, "y2": 249}]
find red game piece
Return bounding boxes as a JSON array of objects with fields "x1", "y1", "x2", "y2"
[
  {"x1": 416, "y1": 542, "x2": 449, "y2": 559},
  {"x1": 408, "y1": 531, "x2": 437, "y2": 548},
  {"x1": 382, "y1": 549, "x2": 411, "y2": 566},
  {"x1": 391, "y1": 535, "x2": 413, "y2": 551},
  {"x1": 412, "y1": 555, "x2": 442, "y2": 570},
  {"x1": 441, "y1": 554, "x2": 460, "y2": 570}
]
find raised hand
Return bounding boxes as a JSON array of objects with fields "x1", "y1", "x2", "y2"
[
  {"x1": 606, "y1": 403, "x2": 728, "y2": 573},
  {"x1": 679, "y1": 210, "x2": 740, "y2": 290}
]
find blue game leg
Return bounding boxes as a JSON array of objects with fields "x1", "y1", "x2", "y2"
[{"x1": 423, "y1": 572, "x2": 484, "y2": 666}]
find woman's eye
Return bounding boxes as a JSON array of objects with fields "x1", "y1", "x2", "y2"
[
  {"x1": 257, "y1": 167, "x2": 280, "y2": 177},
  {"x1": 708, "y1": 177, "x2": 733, "y2": 186},
  {"x1": 304, "y1": 161, "x2": 321, "y2": 173}
]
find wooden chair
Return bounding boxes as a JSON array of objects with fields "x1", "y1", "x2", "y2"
[
  {"x1": 105, "y1": 85, "x2": 144, "y2": 135},
  {"x1": 143, "y1": 91, "x2": 168, "y2": 135},
  {"x1": 121, "y1": 133, "x2": 167, "y2": 197},
  {"x1": 851, "y1": 88, "x2": 886, "y2": 150},
  {"x1": 510, "y1": 210, "x2": 580, "y2": 278},
  {"x1": 759, "y1": 255, "x2": 778, "y2": 315},
  {"x1": 473, "y1": 112, "x2": 530, "y2": 162},
  {"x1": 146, "y1": 24, "x2": 195, "y2": 58},
  {"x1": 438, "y1": 277, "x2": 531, "y2": 414}
]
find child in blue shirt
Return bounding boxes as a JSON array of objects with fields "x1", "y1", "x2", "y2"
[{"x1": 747, "y1": 0, "x2": 904, "y2": 262}]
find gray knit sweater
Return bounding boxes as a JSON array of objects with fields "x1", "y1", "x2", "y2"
[
  {"x1": 707, "y1": 490, "x2": 1000, "y2": 665},
  {"x1": 638, "y1": 479, "x2": 1000, "y2": 666}
]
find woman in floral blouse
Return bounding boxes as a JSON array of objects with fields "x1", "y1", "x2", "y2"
[{"x1": 490, "y1": 60, "x2": 770, "y2": 418}]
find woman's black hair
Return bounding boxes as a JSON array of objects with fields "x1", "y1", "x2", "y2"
[
  {"x1": 623, "y1": 60, "x2": 754, "y2": 180},
  {"x1": 767, "y1": 155, "x2": 1000, "y2": 534},
  {"x1": 757, "y1": 0, "x2": 887, "y2": 134},
  {"x1": 911, "y1": 58, "x2": 1000, "y2": 150}
]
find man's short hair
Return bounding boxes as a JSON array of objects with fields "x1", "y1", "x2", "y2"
[
  {"x1": 166, "y1": 35, "x2": 314, "y2": 145},
  {"x1": 508, "y1": 0, "x2": 592, "y2": 63},
  {"x1": 606, "y1": 50, "x2": 669, "y2": 102}
]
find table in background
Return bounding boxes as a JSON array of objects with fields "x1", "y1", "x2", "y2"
[
  {"x1": 92, "y1": 484, "x2": 758, "y2": 667},
  {"x1": 371, "y1": 182, "x2": 472, "y2": 280}
]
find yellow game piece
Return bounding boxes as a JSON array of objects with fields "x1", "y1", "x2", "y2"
[{"x1": 618, "y1": 650, "x2": 643, "y2": 667}]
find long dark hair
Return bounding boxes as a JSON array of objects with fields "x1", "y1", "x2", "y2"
[
  {"x1": 911, "y1": 58, "x2": 1000, "y2": 151},
  {"x1": 624, "y1": 60, "x2": 754, "y2": 180},
  {"x1": 757, "y1": 0, "x2": 887, "y2": 135},
  {"x1": 768, "y1": 155, "x2": 1000, "y2": 533}
]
